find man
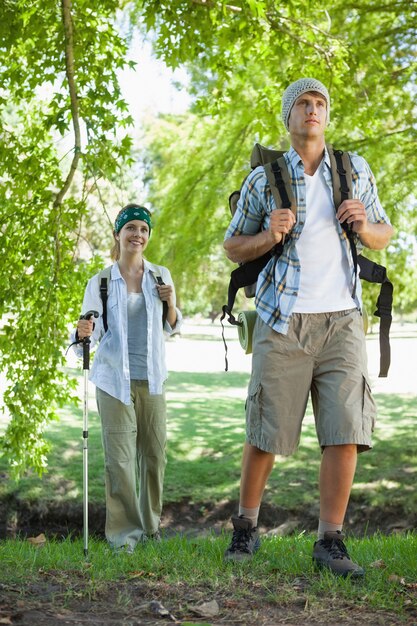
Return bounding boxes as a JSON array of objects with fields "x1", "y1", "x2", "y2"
[{"x1": 223, "y1": 77, "x2": 393, "y2": 577}]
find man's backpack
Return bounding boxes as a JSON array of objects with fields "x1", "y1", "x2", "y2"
[
  {"x1": 98, "y1": 265, "x2": 168, "y2": 332},
  {"x1": 221, "y1": 143, "x2": 393, "y2": 377}
]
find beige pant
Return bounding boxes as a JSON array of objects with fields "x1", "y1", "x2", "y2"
[
  {"x1": 246, "y1": 309, "x2": 377, "y2": 455},
  {"x1": 96, "y1": 381, "x2": 167, "y2": 550}
]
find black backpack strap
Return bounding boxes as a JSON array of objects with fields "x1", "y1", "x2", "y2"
[
  {"x1": 263, "y1": 155, "x2": 296, "y2": 248},
  {"x1": 100, "y1": 277, "x2": 108, "y2": 333},
  {"x1": 328, "y1": 146, "x2": 392, "y2": 376},
  {"x1": 327, "y1": 143, "x2": 353, "y2": 209},
  {"x1": 150, "y1": 269, "x2": 169, "y2": 326},
  {"x1": 98, "y1": 266, "x2": 112, "y2": 333},
  {"x1": 358, "y1": 255, "x2": 393, "y2": 377},
  {"x1": 264, "y1": 156, "x2": 297, "y2": 215},
  {"x1": 328, "y1": 145, "x2": 358, "y2": 299},
  {"x1": 220, "y1": 251, "x2": 277, "y2": 371},
  {"x1": 220, "y1": 252, "x2": 273, "y2": 325}
]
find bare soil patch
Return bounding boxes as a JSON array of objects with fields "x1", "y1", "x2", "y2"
[
  {"x1": 2, "y1": 575, "x2": 416, "y2": 626},
  {"x1": 1, "y1": 495, "x2": 416, "y2": 540}
]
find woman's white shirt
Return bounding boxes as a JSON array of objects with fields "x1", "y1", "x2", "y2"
[{"x1": 71, "y1": 260, "x2": 182, "y2": 404}]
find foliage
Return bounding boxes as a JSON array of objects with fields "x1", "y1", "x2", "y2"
[
  {"x1": 0, "y1": 0, "x2": 134, "y2": 476},
  {"x1": 1, "y1": 0, "x2": 417, "y2": 477},
  {"x1": 141, "y1": 111, "x2": 254, "y2": 314},
  {"x1": 136, "y1": 0, "x2": 417, "y2": 312}
]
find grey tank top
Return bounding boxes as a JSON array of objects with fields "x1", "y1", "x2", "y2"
[{"x1": 127, "y1": 292, "x2": 148, "y2": 380}]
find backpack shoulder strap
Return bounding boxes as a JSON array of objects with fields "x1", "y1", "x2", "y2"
[
  {"x1": 327, "y1": 144, "x2": 359, "y2": 299},
  {"x1": 98, "y1": 265, "x2": 112, "y2": 333},
  {"x1": 327, "y1": 146, "x2": 393, "y2": 377},
  {"x1": 149, "y1": 268, "x2": 169, "y2": 327},
  {"x1": 264, "y1": 156, "x2": 297, "y2": 217},
  {"x1": 327, "y1": 143, "x2": 353, "y2": 207},
  {"x1": 263, "y1": 155, "x2": 296, "y2": 249}
]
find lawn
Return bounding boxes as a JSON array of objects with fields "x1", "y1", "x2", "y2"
[
  {"x1": 2, "y1": 371, "x2": 416, "y2": 521},
  {"x1": 0, "y1": 320, "x2": 416, "y2": 625}
]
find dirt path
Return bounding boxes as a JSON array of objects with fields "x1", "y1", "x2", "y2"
[{"x1": 3, "y1": 576, "x2": 415, "y2": 626}]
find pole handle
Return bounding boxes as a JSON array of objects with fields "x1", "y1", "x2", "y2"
[
  {"x1": 79, "y1": 310, "x2": 99, "y2": 321},
  {"x1": 79, "y1": 311, "x2": 99, "y2": 371}
]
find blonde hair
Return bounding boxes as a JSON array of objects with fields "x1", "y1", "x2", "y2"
[
  {"x1": 110, "y1": 206, "x2": 126, "y2": 261},
  {"x1": 110, "y1": 234, "x2": 120, "y2": 261}
]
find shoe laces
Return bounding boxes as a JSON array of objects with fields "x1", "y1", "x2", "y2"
[
  {"x1": 323, "y1": 537, "x2": 350, "y2": 560},
  {"x1": 230, "y1": 527, "x2": 253, "y2": 553}
]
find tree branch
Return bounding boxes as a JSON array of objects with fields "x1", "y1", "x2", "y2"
[
  {"x1": 347, "y1": 126, "x2": 415, "y2": 151},
  {"x1": 54, "y1": 0, "x2": 81, "y2": 209},
  {"x1": 339, "y1": 1, "x2": 416, "y2": 15},
  {"x1": 191, "y1": 0, "x2": 242, "y2": 12},
  {"x1": 266, "y1": 14, "x2": 334, "y2": 69},
  {"x1": 272, "y1": 12, "x2": 341, "y2": 42}
]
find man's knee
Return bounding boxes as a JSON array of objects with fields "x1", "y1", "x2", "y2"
[{"x1": 323, "y1": 443, "x2": 358, "y2": 455}]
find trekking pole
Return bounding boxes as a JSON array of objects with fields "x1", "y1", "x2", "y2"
[{"x1": 79, "y1": 310, "x2": 99, "y2": 557}]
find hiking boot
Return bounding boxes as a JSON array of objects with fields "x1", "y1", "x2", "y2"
[
  {"x1": 142, "y1": 530, "x2": 162, "y2": 543},
  {"x1": 224, "y1": 515, "x2": 261, "y2": 562},
  {"x1": 313, "y1": 531, "x2": 364, "y2": 578},
  {"x1": 149, "y1": 530, "x2": 162, "y2": 542},
  {"x1": 112, "y1": 543, "x2": 135, "y2": 555}
]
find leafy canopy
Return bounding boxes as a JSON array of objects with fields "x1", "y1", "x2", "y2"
[
  {"x1": 1, "y1": 0, "x2": 416, "y2": 476},
  {"x1": 139, "y1": 0, "x2": 417, "y2": 314},
  {"x1": 0, "y1": 0, "x2": 134, "y2": 476}
]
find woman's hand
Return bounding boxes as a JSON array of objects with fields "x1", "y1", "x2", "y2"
[
  {"x1": 77, "y1": 318, "x2": 94, "y2": 339},
  {"x1": 156, "y1": 284, "x2": 175, "y2": 309},
  {"x1": 156, "y1": 284, "x2": 177, "y2": 327}
]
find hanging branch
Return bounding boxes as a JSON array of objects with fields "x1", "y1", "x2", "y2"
[
  {"x1": 49, "y1": 0, "x2": 82, "y2": 322},
  {"x1": 54, "y1": 0, "x2": 81, "y2": 209},
  {"x1": 191, "y1": 0, "x2": 242, "y2": 12},
  {"x1": 265, "y1": 13, "x2": 334, "y2": 69}
]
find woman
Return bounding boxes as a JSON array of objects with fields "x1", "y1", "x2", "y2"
[{"x1": 72, "y1": 204, "x2": 182, "y2": 552}]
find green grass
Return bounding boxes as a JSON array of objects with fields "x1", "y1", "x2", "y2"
[
  {"x1": 1, "y1": 332, "x2": 416, "y2": 623},
  {"x1": 1, "y1": 369, "x2": 416, "y2": 515},
  {"x1": 0, "y1": 532, "x2": 416, "y2": 618}
]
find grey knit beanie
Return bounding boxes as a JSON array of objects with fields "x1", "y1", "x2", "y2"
[{"x1": 281, "y1": 78, "x2": 330, "y2": 130}]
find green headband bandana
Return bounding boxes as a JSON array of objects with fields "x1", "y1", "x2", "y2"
[{"x1": 114, "y1": 206, "x2": 152, "y2": 234}]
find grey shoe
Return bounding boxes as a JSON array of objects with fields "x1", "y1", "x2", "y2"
[
  {"x1": 224, "y1": 515, "x2": 261, "y2": 562},
  {"x1": 148, "y1": 530, "x2": 162, "y2": 542},
  {"x1": 313, "y1": 531, "x2": 364, "y2": 578},
  {"x1": 112, "y1": 543, "x2": 135, "y2": 555},
  {"x1": 142, "y1": 530, "x2": 162, "y2": 543}
]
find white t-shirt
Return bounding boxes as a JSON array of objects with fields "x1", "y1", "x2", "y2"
[{"x1": 292, "y1": 166, "x2": 355, "y2": 313}]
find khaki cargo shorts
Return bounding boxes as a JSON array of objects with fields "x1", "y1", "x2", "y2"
[{"x1": 246, "y1": 309, "x2": 376, "y2": 455}]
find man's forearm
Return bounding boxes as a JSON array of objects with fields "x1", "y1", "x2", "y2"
[
  {"x1": 224, "y1": 230, "x2": 280, "y2": 263},
  {"x1": 358, "y1": 223, "x2": 394, "y2": 250}
]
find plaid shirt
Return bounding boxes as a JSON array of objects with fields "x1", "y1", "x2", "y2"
[{"x1": 224, "y1": 145, "x2": 391, "y2": 334}]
